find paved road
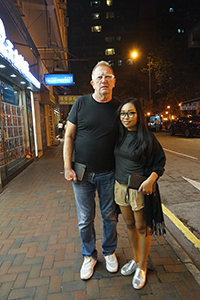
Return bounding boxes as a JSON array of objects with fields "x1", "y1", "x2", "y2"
[
  {"x1": 155, "y1": 132, "x2": 200, "y2": 270},
  {"x1": 0, "y1": 141, "x2": 199, "y2": 299}
]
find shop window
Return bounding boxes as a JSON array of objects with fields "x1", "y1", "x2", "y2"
[
  {"x1": 91, "y1": 25, "x2": 102, "y2": 32},
  {"x1": 106, "y1": 12, "x2": 114, "y2": 19},
  {"x1": 0, "y1": 79, "x2": 30, "y2": 180},
  {"x1": 105, "y1": 48, "x2": 115, "y2": 55}
]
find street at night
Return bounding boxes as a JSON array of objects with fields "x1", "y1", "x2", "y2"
[
  {"x1": 154, "y1": 131, "x2": 200, "y2": 269},
  {"x1": 0, "y1": 0, "x2": 200, "y2": 299}
]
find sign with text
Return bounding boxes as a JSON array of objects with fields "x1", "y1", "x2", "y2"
[
  {"x1": 0, "y1": 18, "x2": 40, "y2": 89},
  {"x1": 181, "y1": 101, "x2": 198, "y2": 110},
  {"x1": 59, "y1": 95, "x2": 80, "y2": 105},
  {"x1": 44, "y1": 74, "x2": 74, "y2": 86}
]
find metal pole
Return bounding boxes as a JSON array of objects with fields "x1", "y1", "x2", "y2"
[
  {"x1": 148, "y1": 57, "x2": 151, "y2": 102},
  {"x1": 0, "y1": 93, "x2": 3, "y2": 193}
]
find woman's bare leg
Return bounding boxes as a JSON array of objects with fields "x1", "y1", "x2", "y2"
[
  {"x1": 120, "y1": 205, "x2": 139, "y2": 263},
  {"x1": 134, "y1": 208, "x2": 151, "y2": 271}
]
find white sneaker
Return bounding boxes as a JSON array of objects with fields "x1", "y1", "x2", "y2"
[
  {"x1": 80, "y1": 256, "x2": 97, "y2": 280},
  {"x1": 104, "y1": 253, "x2": 118, "y2": 273}
]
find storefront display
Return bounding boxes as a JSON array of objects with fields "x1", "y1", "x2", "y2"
[
  {"x1": 0, "y1": 102, "x2": 26, "y2": 166},
  {"x1": 0, "y1": 77, "x2": 32, "y2": 182}
]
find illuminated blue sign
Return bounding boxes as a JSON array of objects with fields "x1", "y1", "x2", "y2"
[
  {"x1": 0, "y1": 18, "x2": 41, "y2": 89},
  {"x1": 44, "y1": 74, "x2": 74, "y2": 86}
]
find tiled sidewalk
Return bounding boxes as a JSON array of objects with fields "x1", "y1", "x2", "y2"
[{"x1": 0, "y1": 142, "x2": 199, "y2": 300}]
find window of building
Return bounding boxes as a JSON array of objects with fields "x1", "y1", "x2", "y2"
[
  {"x1": 91, "y1": 13, "x2": 100, "y2": 19},
  {"x1": 91, "y1": 25, "x2": 102, "y2": 32},
  {"x1": 106, "y1": 12, "x2": 114, "y2": 19},
  {"x1": 108, "y1": 60, "x2": 114, "y2": 67},
  {"x1": 118, "y1": 60, "x2": 122, "y2": 66},
  {"x1": 169, "y1": 7, "x2": 174, "y2": 13},
  {"x1": 127, "y1": 59, "x2": 133, "y2": 65},
  {"x1": 178, "y1": 28, "x2": 185, "y2": 34},
  {"x1": 106, "y1": 0, "x2": 113, "y2": 6},
  {"x1": 105, "y1": 48, "x2": 115, "y2": 55},
  {"x1": 105, "y1": 36, "x2": 121, "y2": 43},
  {"x1": 90, "y1": 1, "x2": 100, "y2": 7},
  {"x1": 95, "y1": 50, "x2": 104, "y2": 56},
  {"x1": 105, "y1": 36, "x2": 115, "y2": 42}
]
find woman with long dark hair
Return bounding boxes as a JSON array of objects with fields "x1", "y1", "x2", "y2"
[{"x1": 114, "y1": 98, "x2": 166, "y2": 289}]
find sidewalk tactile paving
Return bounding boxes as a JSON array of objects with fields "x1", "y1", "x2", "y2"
[{"x1": 0, "y1": 142, "x2": 199, "y2": 299}]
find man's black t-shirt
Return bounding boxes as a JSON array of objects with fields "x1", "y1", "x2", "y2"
[{"x1": 68, "y1": 94, "x2": 119, "y2": 172}]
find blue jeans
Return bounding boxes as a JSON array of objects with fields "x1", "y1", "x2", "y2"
[{"x1": 72, "y1": 170, "x2": 118, "y2": 259}]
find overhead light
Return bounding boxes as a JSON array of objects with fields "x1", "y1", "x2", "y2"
[
  {"x1": 27, "y1": 87, "x2": 32, "y2": 90},
  {"x1": 0, "y1": 64, "x2": 5, "y2": 68},
  {"x1": 20, "y1": 81, "x2": 26, "y2": 84},
  {"x1": 10, "y1": 74, "x2": 17, "y2": 77}
]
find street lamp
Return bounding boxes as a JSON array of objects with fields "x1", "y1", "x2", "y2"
[{"x1": 131, "y1": 51, "x2": 138, "y2": 59}]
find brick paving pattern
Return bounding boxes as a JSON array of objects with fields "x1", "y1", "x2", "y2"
[{"x1": 0, "y1": 142, "x2": 199, "y2": 300}]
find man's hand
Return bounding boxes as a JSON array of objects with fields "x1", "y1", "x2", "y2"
[{"x1": 64, "y1": 168, "x2": 77, "y2": 183}]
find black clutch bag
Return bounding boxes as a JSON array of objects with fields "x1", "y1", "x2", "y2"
[
  {"x1": 125, "y1": 174, "x2": 156, "y2": 203},
  {"x1": 127, "y1": 174, "x2": 147, "y2": 190},
  {"x1": 72, "y1": 161, "x2": 86, "y2": 181}
]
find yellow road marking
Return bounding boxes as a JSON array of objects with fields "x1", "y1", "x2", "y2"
[{"x1": 162, "y1": 204, "x2": 200, "y2": 251}]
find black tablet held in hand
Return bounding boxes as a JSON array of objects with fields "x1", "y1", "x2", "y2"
[{"x1": 72, "y1": 161, "x2": 86, "y2": 181}]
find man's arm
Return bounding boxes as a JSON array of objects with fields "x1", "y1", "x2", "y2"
[{"x1": 63, "y1": 121, "x2": 77, "y2": 182}]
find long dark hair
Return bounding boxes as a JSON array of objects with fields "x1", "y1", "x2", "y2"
[{"x1": 116, "y1": 98, "x2": 152, "y2": 152}]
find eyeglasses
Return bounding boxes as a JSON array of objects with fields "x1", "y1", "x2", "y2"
[
  {"x1": 93, "y1": 74, "x2": 115, "y2": 82},
  {"x1": 120, "y1": 111, "x2": 137, "y2": 118}
]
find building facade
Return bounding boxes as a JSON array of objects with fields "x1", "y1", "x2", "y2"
[
  {"x1": 0, "y1": 0, "x2": 69, "y2": 189},
  {"x1": 67, "y1": 0, "x2": 157, "y2": 97},
  {"x1": 67, "y1": 0, "x2": 200, "y2": 111}
]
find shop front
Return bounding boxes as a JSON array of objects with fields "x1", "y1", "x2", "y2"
[{"x1": 0, "y1": 17, "x2": 40, "y2": 189}]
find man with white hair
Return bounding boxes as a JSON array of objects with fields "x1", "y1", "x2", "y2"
[{"x1": 63, "y1": 61, "x2": 119, "y2": 280}]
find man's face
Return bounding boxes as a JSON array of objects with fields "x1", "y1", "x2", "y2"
[{"x1": 91, "y1": 66, "x2": 116, "y2": 98}]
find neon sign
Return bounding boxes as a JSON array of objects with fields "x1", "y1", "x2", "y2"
[
  {"x1": 0, "y1": 18, "x2": 41, "y2": 89},
  {"x1": 44, "y1": 74, "x2": 74, "y2": 86}
]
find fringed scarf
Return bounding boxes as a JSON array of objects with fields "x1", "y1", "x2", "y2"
[{"x1": 143, "y1": 183, "x2": 166, "y2": 236}]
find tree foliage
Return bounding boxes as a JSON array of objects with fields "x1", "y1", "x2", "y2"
[
  {"x1": 116, "y1": 74, "x2": 148, "y2": 102},
  {"x1": 150, "y1": 37, "x2": 200, "y2": 104}
]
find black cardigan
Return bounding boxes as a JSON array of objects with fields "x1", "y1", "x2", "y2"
[{"x1": 116, "y1": 130, "x2": 166, "y2": 235}]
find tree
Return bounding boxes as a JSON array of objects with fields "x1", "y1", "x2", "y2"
[
  {"x1": 150, "y1": 37, "x2": 200, "y2": 108},
  {"x1": 116, "y1": 73, "x2": 148, "y2": 102}
]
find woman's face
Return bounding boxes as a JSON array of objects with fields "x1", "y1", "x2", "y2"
[{"x1": 120, "y1": 102, "x2": 138, "y2": 131}]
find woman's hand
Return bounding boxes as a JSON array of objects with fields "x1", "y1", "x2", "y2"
[{"x1": 138, "y1": 172, "x2": 158, "y2": 195}]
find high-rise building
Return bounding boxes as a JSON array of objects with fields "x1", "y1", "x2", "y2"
[
  {"x1": 67, "y1": 0, "x2": 158, "y2": 95},
  {"x1": 67, "y1": 0, "x2": 200, "y2": 99}
]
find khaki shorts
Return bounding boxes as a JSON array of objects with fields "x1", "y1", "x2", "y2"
[{"x1": 114, "y1": 180, "x2": 144, "y2": 211}]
